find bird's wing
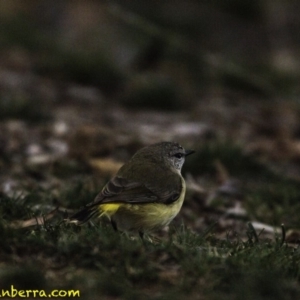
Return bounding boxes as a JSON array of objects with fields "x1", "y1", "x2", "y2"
[{"x1": 93, "y1": 175, "x2": 182, "y2": 205}]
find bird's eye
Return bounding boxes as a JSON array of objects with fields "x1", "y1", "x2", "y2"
[{"x1": 174, "y1": 153, "x2": 183, "y2": 159}]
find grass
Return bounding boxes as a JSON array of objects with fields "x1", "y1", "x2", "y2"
[
  {"x1": 1, "y1": 141, "x2": 300, "y2": 299},
  {"x1": 1, "y1": 177, "x2": 300, "y2": 299},
  {"x1": 0, "y1": 219, "x2": 299, "y2": 299},
  {"x1": 185, "y1": 140, "x2": 300, "y2": 227}
]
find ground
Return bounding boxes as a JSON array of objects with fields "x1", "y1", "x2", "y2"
[{"x1": 1, "y1": 1, "x2": 300, "y2": 299}]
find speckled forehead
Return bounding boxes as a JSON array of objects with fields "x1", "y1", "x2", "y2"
[{"x1": 169, "y1": 143, "x2": 184, "y2": 155}]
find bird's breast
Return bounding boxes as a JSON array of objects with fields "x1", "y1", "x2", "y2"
[{"x1": 113, "y1": 176, "x2": 186, "y2": 231}]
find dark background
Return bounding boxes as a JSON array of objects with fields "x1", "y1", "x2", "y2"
[{"x1": 1, "y1": 1, "x2": 300, "y2": 299}]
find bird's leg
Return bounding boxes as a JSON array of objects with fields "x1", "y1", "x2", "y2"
[
  {"x1": 111, "y1": 219, "x2": 118, "y2": 232},
  {"x1": 139, "y1": 231, "x2": 144, "y2": 240}
]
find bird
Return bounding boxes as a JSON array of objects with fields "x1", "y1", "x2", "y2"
[{"x1": 68, "y1": 141, "x2": 194, "y2": 237}]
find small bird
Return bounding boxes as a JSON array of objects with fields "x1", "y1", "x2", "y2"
[{"x1": 69, "y1": 142, "x2": 194, "y2": 237}]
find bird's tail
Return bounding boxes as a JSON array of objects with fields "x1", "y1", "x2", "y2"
[
  {"x1": 68, "y1": 203, "x2": 100, "y2": 225},
  {"x1": 67, "y1": 203, "x2": 121, "y2": 225}
]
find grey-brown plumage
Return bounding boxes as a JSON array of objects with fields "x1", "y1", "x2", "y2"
[{"x1": 69, "y1": 142, "x2": 194, "y2": 233}]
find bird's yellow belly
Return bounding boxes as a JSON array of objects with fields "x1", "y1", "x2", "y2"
[{"x1": 99, "y1": 179, "x2": 186, "y2": 232}]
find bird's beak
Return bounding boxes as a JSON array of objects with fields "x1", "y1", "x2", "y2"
[{"x1": 185, "y1": 149, "x2": 195, "y2": 157}]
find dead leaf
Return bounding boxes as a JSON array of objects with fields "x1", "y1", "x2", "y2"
[
  {"x1": 214, "y1": 160, "x2": 229, "y2": 184},
  {"x1": 286, "y1": 229, "x2": 300, "y2": 244},
  {"x1": 89, "y1": 158, "x2": 123, "y2": 176}
]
